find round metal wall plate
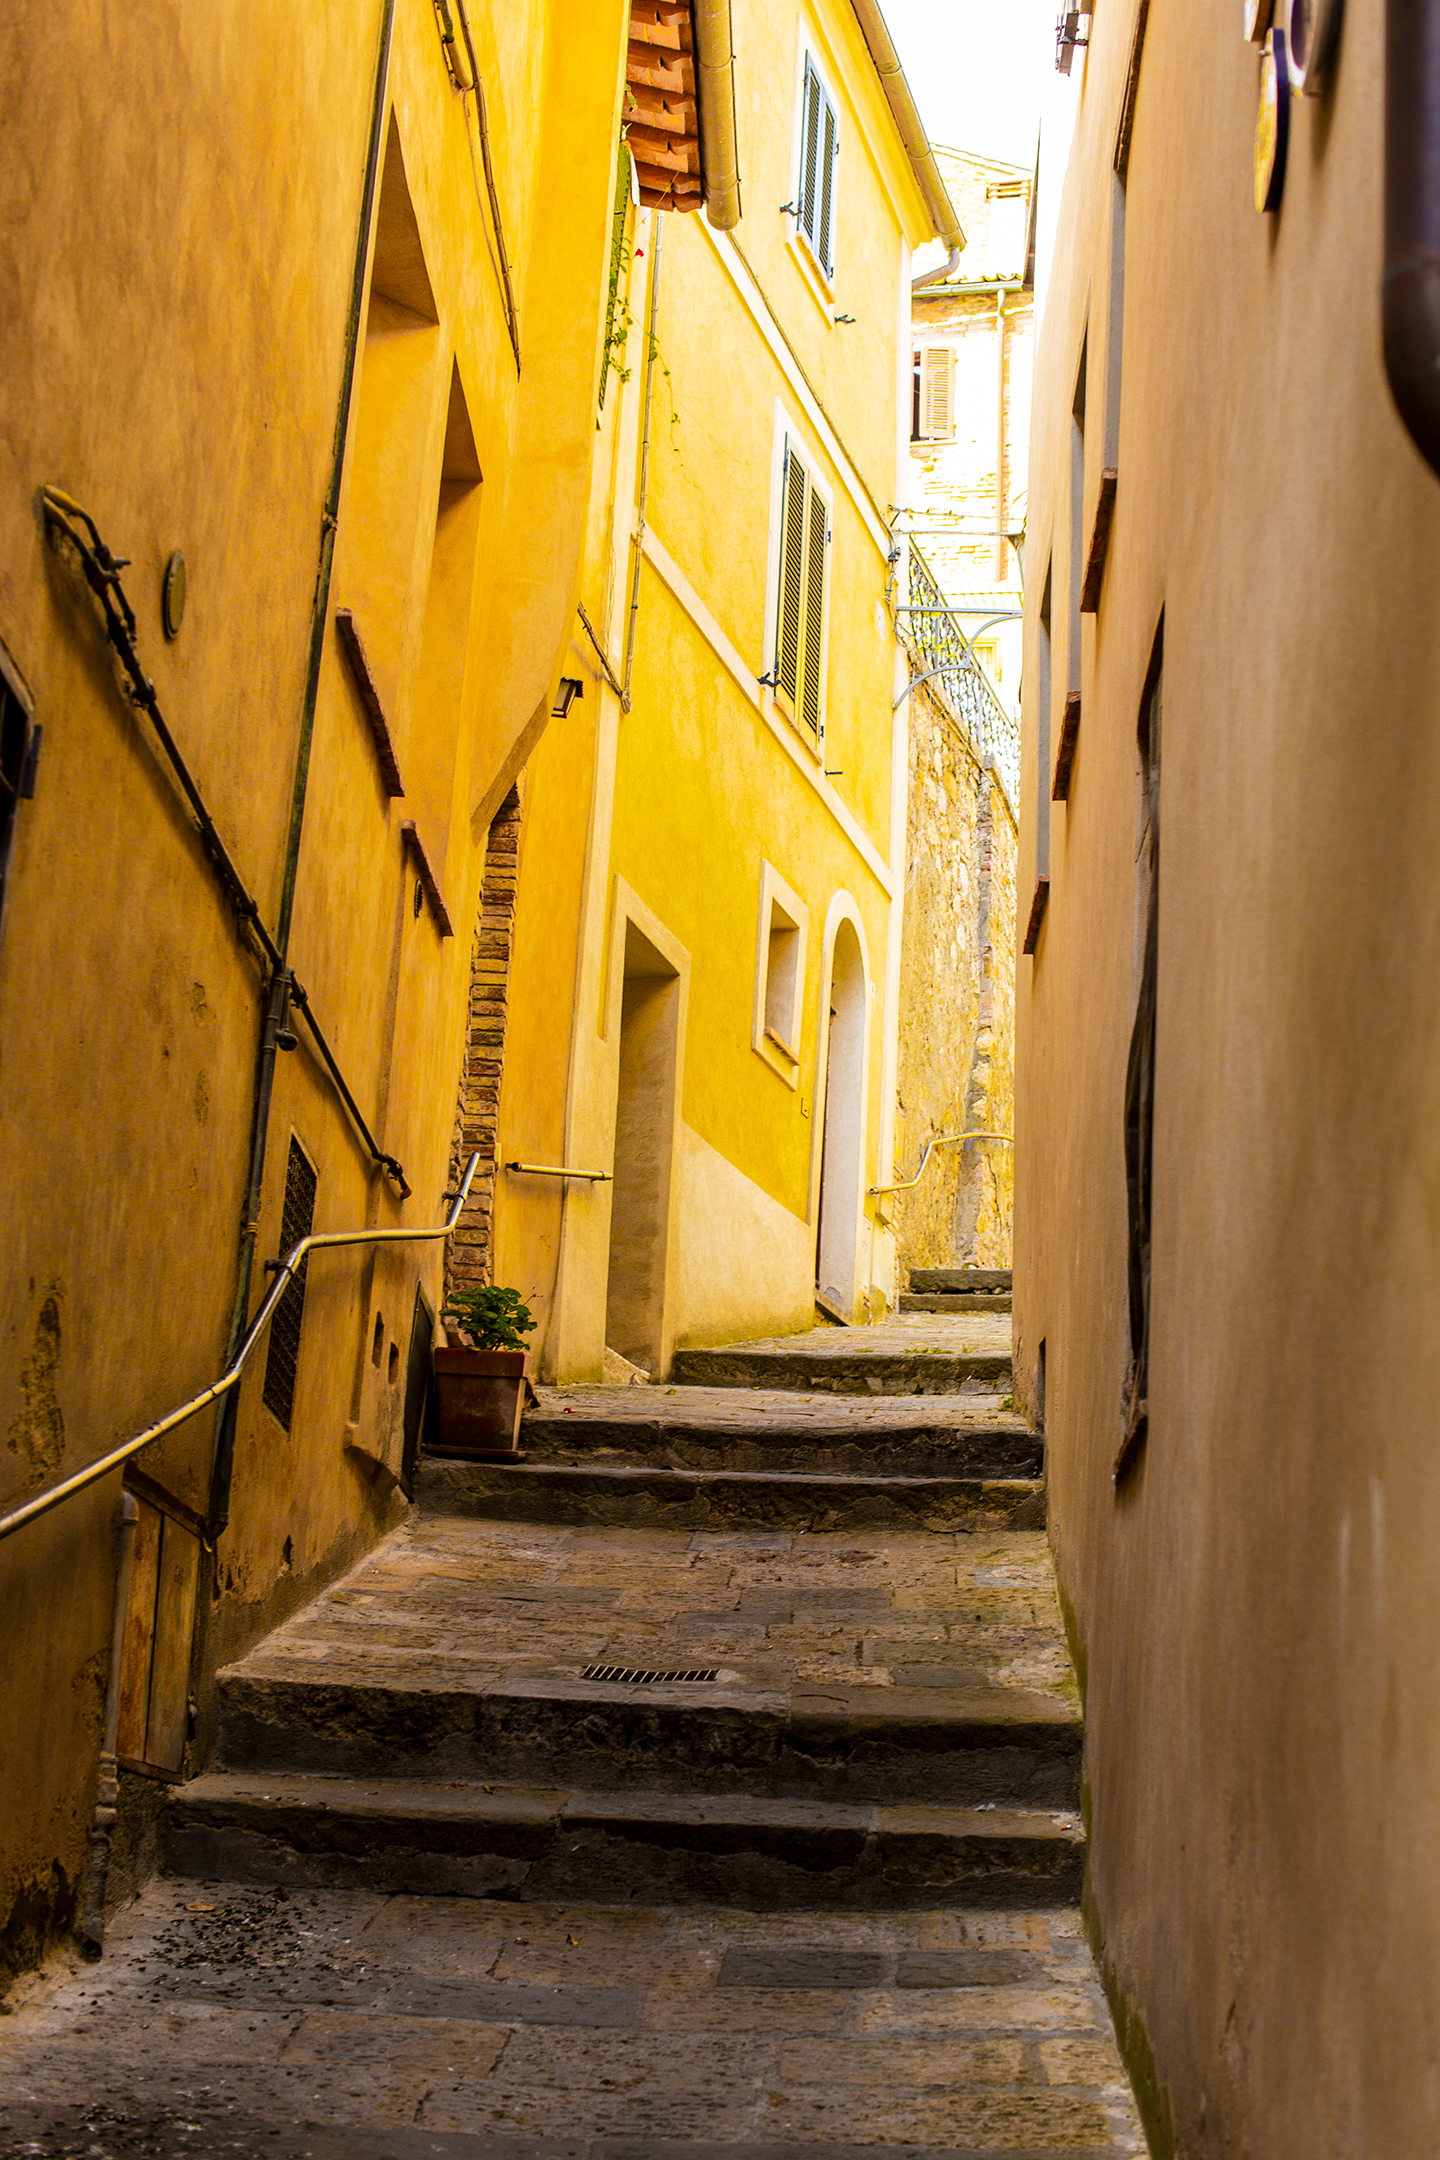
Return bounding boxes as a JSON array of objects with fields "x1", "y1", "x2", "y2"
[
  {"x1": 1256, "y1": 28, "x2": 1291, "y2": 211},
  {"x1": 1243, "y1": 0, "x2": 1273, "y2": 42},
  {"x1": 1287, "y1": 0, "x2": 1343, "y2": 92},
  {"x1": 162, "y1": 550, "x2": 187, "y2": 639}
]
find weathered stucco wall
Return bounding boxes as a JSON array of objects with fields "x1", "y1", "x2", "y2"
[
  {"x1": 0, "y1": 0, "x2": 626, "y2": 1994},
  {"x1": 893, "y1": 676, "x2": 1015, "y2": 1276},
  {"x1": 1018, "y1": 0, "x2": 1440, "y2": 2151},
  {"x1": 493, "y1": 0, "x2": 939, "y2": 1374}
]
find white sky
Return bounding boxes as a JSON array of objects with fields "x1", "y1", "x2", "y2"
[{"x1": 881, "y1": 0, "x2": 1055, "y2": 169}]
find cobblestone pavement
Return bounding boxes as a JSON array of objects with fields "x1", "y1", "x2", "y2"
[
  {"x1": 223, "y1": 1522, "x2": 1078, "y2": 1716},
  {"x1": 0, "y1": 1882, "x2": 1147, "y2": 2159}
]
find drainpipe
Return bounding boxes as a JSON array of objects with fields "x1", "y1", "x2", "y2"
[
  {"x1": 913, "y1": 247, "x2": 961, "y2": 290},
  {"x1": 621, "y1": 211, "x2": 663, "y2": 712},
  {"x1": 693, "y1": 0, "x2": 742, "y2": 229},
  {"x1": 848, "y1": 0, "x2": 965, "y2": 252},
  {"x1": 207, "y1": 0, "x2": 398, "y2": 1537},
  {"x1": 78, "y1": 1493, "x2": 139, "y2": 1957},
  {"x1": 1384, "y1": 0, "x2": 1440, "y2": 476}
]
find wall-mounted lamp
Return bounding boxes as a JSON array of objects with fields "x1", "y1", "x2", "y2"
[{"x1": 552, "y1": 677, "x2": 585, "y2": 718}]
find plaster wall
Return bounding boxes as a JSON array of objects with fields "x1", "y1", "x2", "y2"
[
  {"x1": 0, "y1": 0, "x2": 626, "y2": 1992},
  {"x1": 1017, "y1": 0, "x2": 1440, "y2": 2149},
  {"x1": 490, "y1": 0, "x2": 935, "y2": 1377}
]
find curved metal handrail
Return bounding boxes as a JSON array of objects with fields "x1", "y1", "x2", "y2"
[
  {"x1": 870, "y1": 1131, "x2": 1013, "y2": 1198},
  {"x1": 0, "y1": 1152, "x2": 482, "y2": 1547}
]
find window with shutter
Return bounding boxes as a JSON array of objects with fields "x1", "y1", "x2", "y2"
[
  {"x1": 795, "y1": 54, "x2": 840, "y2": 285},
  {"x1": 777, "y1": 447, "x2": 807, "y2": 706},
  {"x1": 921, "y1": 348, "x2": 955, "y2": 441},
  {"x1": 772, "y1": 435, "x2": 829, "y2": 743},
  {"x1": 801, "y1": 478, "x2": 827, "y2": 736}
]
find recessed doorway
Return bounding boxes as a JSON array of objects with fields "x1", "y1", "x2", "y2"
[
  {"x1": 605, "y1": 920, "x2": 681, "y2": 1372},
  {"x1": 815, "y1": 913, "x2": 867, "y2": 1316}
]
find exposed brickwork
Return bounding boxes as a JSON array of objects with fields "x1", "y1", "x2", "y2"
[{"x1": 447, "y1": 787, "x2": 523, "y2": 1308}]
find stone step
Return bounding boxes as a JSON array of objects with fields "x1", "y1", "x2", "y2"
[
  {"x1": 667, "y1": 1345, "x2": 1012, "y2": 1395},
  {"x1": 898, "y1": 1291, "x2": 1013, "y2": 1314},
  {"x1": 167, "y1": 1769, "x2": 1085, "y2": 1912},
  {"x1": 416, "y1": 1458, "x2": 1043, "y2": 1536},
  {"x1": 515, "y1": 1408, "x2": 1039, "y2": 1477},
  {"x1": 909, "y1": 1267, "x2": 1012, "y2": 1293},
  {"x1": 215, "y1": 1658, "x2": 1080, "y2": 1811}
]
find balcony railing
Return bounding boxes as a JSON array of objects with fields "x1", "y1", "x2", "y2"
[{"x1": 905, "y1": 542, "x2": 1021, "y2": 810}]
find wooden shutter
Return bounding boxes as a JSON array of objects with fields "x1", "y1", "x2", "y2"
[
  {"x1": 922, "y1": 348, "x2": 955, "y2": 440},
  {"x1": 800, "y1": 479, "x2": 827, "y2": 736},
  {"x1": 817, "y1": 92, "x2": 838, "y2": 278},
  {"x1": 800, "y1": 60, "x2": 822, "y2": 250},
  {"x1": 777, "y1": 445, "x2": 806, "y2": 705}
]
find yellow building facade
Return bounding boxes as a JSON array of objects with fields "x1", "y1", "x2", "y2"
[
  {"x1": 0, "y1": 0, "x2": 627, "y2": 1988},
  {"x1": 477, "y1": 0, "x2": 959, "y2": 1377}
]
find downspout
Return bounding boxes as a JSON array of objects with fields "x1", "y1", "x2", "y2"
[
  {"x1": 207, "y1": 0, "x2": 398, "y2": 1537},
  {"x1": 848, "y1": 0, "x2": 965, "y2": 252},
  {"x1": 77, "y1": 1492, "x2": 139, "y2": 1957},
  {"x1": 1383, "y1": 0, "x2": 1440, "y2": 475},
  {"x1": 693, "y1": 0, "x2": 742, "y2": 229},
  {"x1": 621, "y1": 210, "x2": 663, "y2": 712}
]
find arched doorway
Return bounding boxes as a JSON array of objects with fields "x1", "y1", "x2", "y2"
[{"x1": 815, "y1": 913, "x2": 868, "y2": 1316}]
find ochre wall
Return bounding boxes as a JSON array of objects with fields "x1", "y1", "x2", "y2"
[
  {"x1": 0, "y1": 0, "x2": 625, "y2": 1991},
  {"x1": 1018, "y1": 0, "x2": 1440, "y2": 2149},
  {"x1": 491, "y1": 0, "x2": 935, "y2": 1374}
]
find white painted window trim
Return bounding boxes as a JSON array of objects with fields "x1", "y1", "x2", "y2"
[
  {"x1": 785, "y1": 29, "x2": 840, "y2": 302},
  {"x1": 752, "y1": 859, "x2": 809, "y2": 1087},
  {"x1": 761, "y1": 397, "x2": 834, "y2": 760}
]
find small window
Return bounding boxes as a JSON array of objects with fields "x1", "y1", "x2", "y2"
[
  {"x1": 753, "y1": 862, "x2": 808, "y2": 1083},
  {"x1": 796, "y1": 54, "x2": 839, "y2": 280},
  {"x1": 912, "y1": 348, "x2": 956, "y2": 442},
  {"x1": 773, "y1": 435, "x2": 830, "y2": 740},
  {"x1": 263, "y1": 1137, "x2": 319, "y2": 1431},
  {"x1": 0, "y1": 641, "x2": 40, "y2": 951}
]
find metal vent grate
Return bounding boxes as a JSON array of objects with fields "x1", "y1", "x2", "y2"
[
  {"x1": 262, "y1": 1137, "x2": 318, "y2": 1431},
  {"x1": 582, "y1": 1665, "x2": 719, "y2": 1686}
]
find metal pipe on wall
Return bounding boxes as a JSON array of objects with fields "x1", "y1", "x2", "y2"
[
  {"x1": 207, "y1": 0, "x2": 399, "y2": 1539},
  {"x1": 1384, "y1": 0, "x2": 1440, "y2": 475},
  {"x1": 621, "y1": 210, "x2": 663, "y2": 713}
]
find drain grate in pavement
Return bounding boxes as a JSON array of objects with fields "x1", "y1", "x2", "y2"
[{"x1": 581, "y1": 1664, "x2": 719, "y2": 1685}]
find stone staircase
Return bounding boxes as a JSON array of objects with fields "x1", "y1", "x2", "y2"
[
  {"x1": 899, "y1": 1265, "x2": 1013, "y2": 1315},
  {"x1": 167, "y1": 1308, "x2": 1083, "y2": 1922}
]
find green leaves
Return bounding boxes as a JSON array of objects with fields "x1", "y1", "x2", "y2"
[{"x1": 442, "y1": 1283, "x2": 537, "y2": 1353}]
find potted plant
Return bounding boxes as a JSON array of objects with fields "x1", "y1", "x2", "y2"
[{"x1": 430, "y1": 1284, "x2": 537, "y2": 1461}]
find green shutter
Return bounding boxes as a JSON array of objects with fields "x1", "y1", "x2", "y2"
[
  {"x1": 800, "y1": 61, "x2": 822, "y2": 247},
  {"x1": 777, "y1": 446, "x2": 806, "y2": 705},
  {"x1": 801, "y1": 480, "x2": 827, "y2": 736},
  {"x1": 818, "y1": 95, "x2": 838, "y2": 279}
]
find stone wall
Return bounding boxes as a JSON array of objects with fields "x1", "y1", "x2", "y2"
[{"x1": 892, "y1": 674, "x2": 1016, "y2": 1278}]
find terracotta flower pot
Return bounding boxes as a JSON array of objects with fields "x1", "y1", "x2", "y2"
[{"x1": 430, "y1": 1347, "x2": 528, "y2": 1460}]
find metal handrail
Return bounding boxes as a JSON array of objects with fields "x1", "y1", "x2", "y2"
[
  {"x1": 0, "y1": 1152, "x2": 482, "y2": 1547},
  {"x1": 505, "y1": 1160, "x2": 613, "y2": 1181},
  {"x1": 870, "y1": 1131, "x2": 1013, "y2": 1197}
]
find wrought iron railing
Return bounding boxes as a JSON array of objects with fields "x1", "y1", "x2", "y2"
[{"x1": 905, "y1": 542, "x2": 1021, "y2": 809}]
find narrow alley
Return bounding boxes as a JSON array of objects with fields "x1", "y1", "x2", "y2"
[{"x1": 0, "y1": 1287, "x2": 1145, "y2": 2156}]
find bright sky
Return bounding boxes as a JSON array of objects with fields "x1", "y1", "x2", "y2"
[{"x1": 881, "y1": 0, "x2": 1055, "y2": 169}]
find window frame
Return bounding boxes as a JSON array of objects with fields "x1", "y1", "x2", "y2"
[
  {"x1": 0, "y1": 635, "x2": 39, "y2": 961},
  {"x1": 752, "y1": 860, "x2": 809, "y2": 1087},
  {"x1": 911, "y1": 345, "x2": 957, "y2": 443},
  {"x1": 762, "y1": 403, "x2": 833, "y2": 757},
  {"x1": 786, "y1": 41, "x2": 841, "y2": 298}
]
